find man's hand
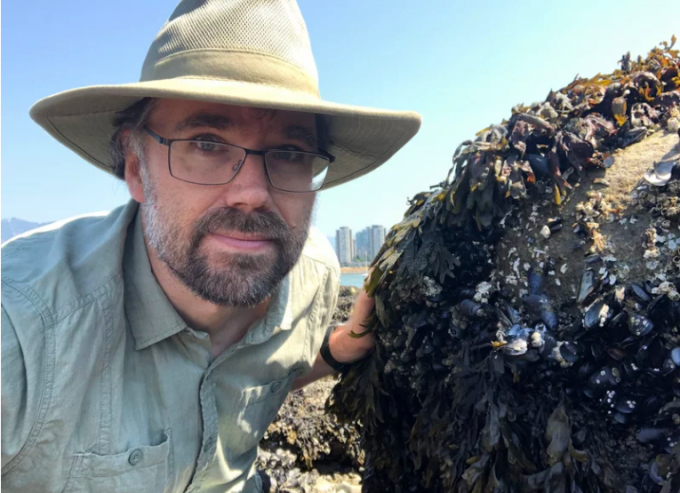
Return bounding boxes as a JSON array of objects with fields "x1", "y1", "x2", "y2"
[
  {"x1": 290, "y1": 289, "x2": 376, "y2": 391},
  {"x1": 329, "y1": 289, "x2": 375, "y2": 364}
]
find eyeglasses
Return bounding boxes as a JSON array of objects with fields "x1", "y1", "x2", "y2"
[{"x1": 142, "y1": 126, "x2": 334, "y2": 193}]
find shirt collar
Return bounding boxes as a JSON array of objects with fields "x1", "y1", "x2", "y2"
[
  {"x1": 123, "y1": 205, "x2": 188, "y2": 350},
  {"x1": 242, "y1": 273, "x2": 293, "y2": 346},
  {"x1": 123, "y1": 202, "x2": 294, "y2": 351}
]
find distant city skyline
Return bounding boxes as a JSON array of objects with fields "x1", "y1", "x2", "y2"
[{"x1": 334, "y1": 224, "x2": 386, "y2": 266}]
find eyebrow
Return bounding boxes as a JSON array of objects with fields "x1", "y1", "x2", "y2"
[
  {"x1": 283, "y1": 124, "x2": 317, "y2": 149},
  {"x1": 173, "y1": 113, "x2": 317, "y2": 149},
  {"x1": 174, "y1": 113, "x2": 233, "y2": 133}
]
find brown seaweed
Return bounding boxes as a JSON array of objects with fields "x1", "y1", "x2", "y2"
[{"x1": 329, "y1": 38, "x2": 680, "y2": 493}]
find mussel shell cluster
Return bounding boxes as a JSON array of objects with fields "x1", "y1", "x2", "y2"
[{"x1": 329, "y1": 40, "x2": 680, "y2": 492}]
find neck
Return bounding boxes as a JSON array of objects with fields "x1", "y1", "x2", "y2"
[{"x1": 144, "y1": 237, "x2": 270, "y2": 358}]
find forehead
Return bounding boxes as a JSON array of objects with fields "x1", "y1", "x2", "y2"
[{"x1": 148, "y1": 98, "x2": 317, "y2": 133}]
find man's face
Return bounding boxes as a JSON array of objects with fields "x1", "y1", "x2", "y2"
[{"x1": 127, "y1": 99, "x2": 318, "y2": 307}]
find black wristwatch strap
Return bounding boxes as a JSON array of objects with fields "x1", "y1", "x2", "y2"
[{"x1": 320, "y1": 325, "x2": 351, "y2": 373}]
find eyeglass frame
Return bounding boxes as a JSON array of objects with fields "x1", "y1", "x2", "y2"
[{"x1": 141, "y1": 125, "x2": 335, "y2": 193}]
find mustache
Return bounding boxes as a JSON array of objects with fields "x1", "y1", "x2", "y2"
[{"x1": 192, "y1": 207, "x2": 291, "y2": 245}]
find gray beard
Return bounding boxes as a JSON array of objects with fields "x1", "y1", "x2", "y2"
[{"x1": 140, "y1": 176, "x2": 312, "y2": 307}]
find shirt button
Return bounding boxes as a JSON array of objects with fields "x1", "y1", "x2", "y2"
[
  {"x1": 203, "y1": 437, "x2": 214, "y2": 452},
  {"x1": 271, "y1": 381, "x2": 282, "y2": 393},
  {"x1": 128, "y1": 449, "x2": 143, "y2": 466}
]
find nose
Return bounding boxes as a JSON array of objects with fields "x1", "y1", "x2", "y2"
[{"x1": 221, "y1": 152, "x2": 272, "y2": 213}]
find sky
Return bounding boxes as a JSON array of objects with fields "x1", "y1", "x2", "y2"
[{"x1": 2, "y1": 0, "x2": 680, "y2": 238}]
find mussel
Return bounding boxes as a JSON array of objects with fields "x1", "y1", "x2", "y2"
[
  {"x1": 577, "y1": 269, "x2": 596, "y2": 304},
  {"x1": 628, "y1": 313, "x2": 654, "y2": 337},
  {"x1": 583, "y1": 299, "x2": 610, "y2": 329}
]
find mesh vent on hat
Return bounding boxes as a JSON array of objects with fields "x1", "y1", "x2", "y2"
[{"x1": 142, "y1": 0, "x2": 318, "y2": 83}]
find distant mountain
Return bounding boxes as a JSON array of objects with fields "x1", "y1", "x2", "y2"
[{"x1": 1, "y1": 218, "x2": 50, "y2": 243}]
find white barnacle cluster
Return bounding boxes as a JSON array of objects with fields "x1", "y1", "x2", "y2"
[
  {"x1": 653, "y1": 280, "x2": 680, "y2": 301},
  {"x1": 421, "y1": 276, "x2": 442, "y2": 298},
  {"x1": 473, "y1": 281, "x2": 494, "y2": 303},
  {"x1": 666, "y1": 106, "x2": 680, "y2": 132},
  {"x1": 530, "y1": 330, "x2": 545, "y2": 348},
  {"x1": 551, "y1": 341, "x2": 574, "y2": 368}
]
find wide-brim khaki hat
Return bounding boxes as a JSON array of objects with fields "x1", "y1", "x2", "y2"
[{"x1": 30, "y1": 0, "x2": 421, "y2": 190}]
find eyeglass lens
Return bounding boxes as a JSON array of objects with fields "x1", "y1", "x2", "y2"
[{"x1": 169, "y1": 140, "x2": 329, "y2": 192}]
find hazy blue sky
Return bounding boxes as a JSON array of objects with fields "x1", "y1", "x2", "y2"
[{"x1": 3, "y1": 0, "x2": 679, "y2": 237}]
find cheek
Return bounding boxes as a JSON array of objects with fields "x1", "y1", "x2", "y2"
[
  {"x1": 142, "y1": 159, "x2": 220, "y2": 232},
  {"x1": 153, "y1": 171, "x2": 214, "y2": 214},
  {"x1": 151, "y1": 185, "x2": 207, "y2": 229},
  {"x1": 275, "y1": 194, "x2": 315, "y2": 230}
]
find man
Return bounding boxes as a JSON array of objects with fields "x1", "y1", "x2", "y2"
[{"x1": 1, "y1": 1, "x2": 420, "y2": 492}]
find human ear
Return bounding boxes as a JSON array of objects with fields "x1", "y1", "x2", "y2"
[{"x1": 121, "y1": 130, "x2": 145, "y2": 203}]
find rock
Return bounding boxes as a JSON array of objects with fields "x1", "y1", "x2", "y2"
[
  {"x1": 329, "y1": 39, "x2": 680, "y2": 492},
  {"x1": 314, "y1": 476, "x2": 362, "y2": 493},
  {"x1": 257, "y1": 288, "x2": 362, "y2": 489},
  {"x1": 338, "y1": 286, "x2": 360, "y2": 297}
]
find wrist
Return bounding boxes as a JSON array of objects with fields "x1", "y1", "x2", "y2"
[{"x1": 320, "y1": 325, "x2": 351, "y2": 373}]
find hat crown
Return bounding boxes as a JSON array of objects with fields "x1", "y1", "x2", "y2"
[{"x1": 141, "y1": 0, "x2": 319, "y2": 94}]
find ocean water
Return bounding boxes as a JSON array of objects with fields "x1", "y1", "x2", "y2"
[{"x1": 339, "y1": 273, "x2": 367, "y2": 288}]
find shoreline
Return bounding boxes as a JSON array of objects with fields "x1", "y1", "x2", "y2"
[{"x1": 340, "y1": 266, "x2": 368, "y2": 274}]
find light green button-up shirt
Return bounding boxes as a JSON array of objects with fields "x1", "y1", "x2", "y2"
[{"x1": 1, "y1": 200, "x2": 340, "y2": 493}]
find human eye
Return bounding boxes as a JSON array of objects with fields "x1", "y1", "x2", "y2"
[
  {"x1": 185, "y1": 134, "x2": 229, "y2": 154},
  {"x1": 270, "y1": 147, "x2": 307, "y2": 163},
  {"x1": 195, "y1": 141, "x2": 219, "y2": 152},
  {"x1": 194, "y1": 141, "x2": 224, "y2": 154}
]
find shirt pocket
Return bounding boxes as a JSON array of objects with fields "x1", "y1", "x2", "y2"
[
  {"x1": 63, "y1": 430, "x2": 171, "y2": 493},
  {"x1": 227, "y1": 368, "x2": 304, "y2": 459}
]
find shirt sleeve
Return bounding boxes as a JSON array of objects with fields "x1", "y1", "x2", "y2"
[
  {"x1": 321, "y1": 265, "x2": 340, "y2": 331},
  {"x1": 1, "y1": 291, "x2": 47, "y2": 472}
]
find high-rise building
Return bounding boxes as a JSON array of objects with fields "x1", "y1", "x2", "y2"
[
  {"x1": 354, "y1": 225, "x2": 386, "y2": 261},
  {"x1": 335, "y1": 227, "x2": 353, "y2": 266},
  {"x1": 356, "y1": 228, "x2": 370, "y2": 260},
  {"x1": 369, "y1": 225, "x2": 386, "y2": 259}
]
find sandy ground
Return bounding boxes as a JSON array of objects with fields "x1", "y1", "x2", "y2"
[{"x1": 340, "y1": 267, "x2": 368, "y2": 274}]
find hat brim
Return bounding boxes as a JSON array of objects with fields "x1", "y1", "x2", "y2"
[{"x1": 30, "y1": 78, "x2": 421, "y2": 190}]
